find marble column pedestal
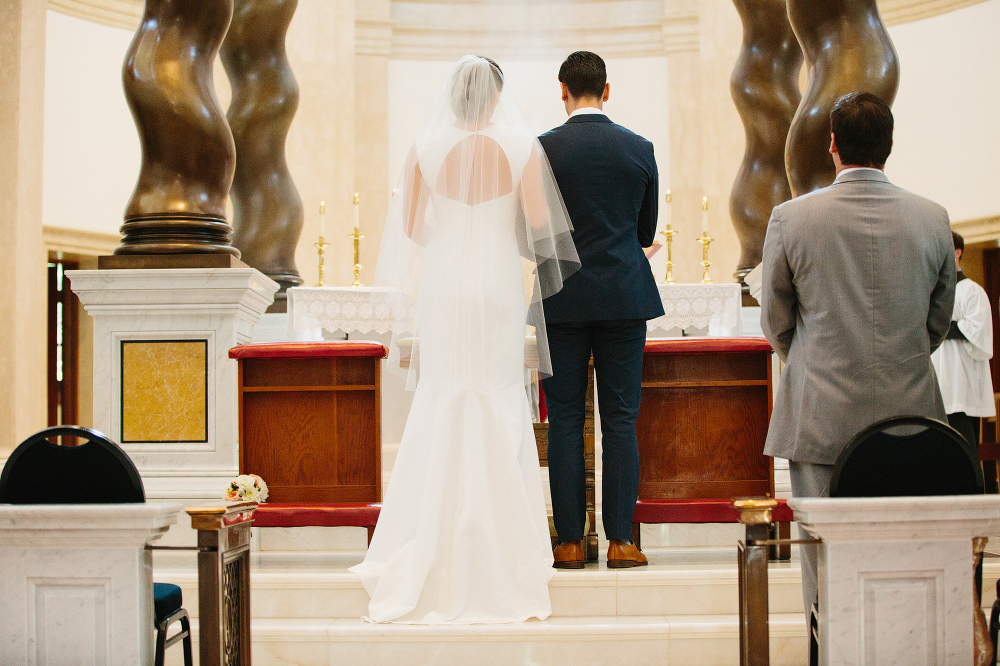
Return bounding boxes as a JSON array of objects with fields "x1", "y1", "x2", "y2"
[
  {"x1": 790, "y1": 495, "x2": 1000, "y2": 666},
  {"x1": 0, "y1": 503, "x2": 181, "y2": 664},
  {"x1": 67, "y1": 269, "x2": 277, "y2": 500}
]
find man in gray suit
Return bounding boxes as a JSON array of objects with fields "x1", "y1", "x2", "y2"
[{"x1": 760, "y1": 92, "x2": 956, "y2": 619}]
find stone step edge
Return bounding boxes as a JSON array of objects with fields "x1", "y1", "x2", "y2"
[
  {"x1": 154, "y1": 565, "x2": 805, "y2": 590},
  {"x1": 176, "y1": 613, "x2": 808, "y2": 642}
]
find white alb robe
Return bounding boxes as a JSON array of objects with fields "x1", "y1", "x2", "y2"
[{"x1": 931, "y1": 277, "x2": 996, "y2": 417}]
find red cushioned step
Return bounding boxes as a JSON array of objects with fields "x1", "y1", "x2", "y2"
[
  {"x1": 228, "y1": 342, "x2": 388, "y2": 360},
  {"x1": 633, "y1": 498, "x2": 792, "y2": 524},
  {"x1": 251, "y1": 503, "x2": 381, "y2": 528},
  {"x1": 643, "y1": 337, "x2": 773, "y2": 355}
]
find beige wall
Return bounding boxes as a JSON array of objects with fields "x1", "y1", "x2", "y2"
[
  {"x1": 885, "y1": 0, "x2": 1000, "y2": 222},
  {"x1": 0, "y1": 0, "x2": 48, "y2": 457}
]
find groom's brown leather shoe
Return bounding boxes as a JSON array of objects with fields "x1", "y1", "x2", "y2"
[
  {"x1": 553, "y1": 541, "x2": 585, "y2": 569},
  {"x1": 607, "y1": 540, "x2": 648, "y2": 568}
]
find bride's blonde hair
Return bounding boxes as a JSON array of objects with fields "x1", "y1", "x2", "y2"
[{"x1": 450, "y1": 56, "x2": 504, "y2": 124}]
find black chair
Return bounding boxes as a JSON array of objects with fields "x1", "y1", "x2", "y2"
[
  {"x1": 0, "y1": 426, "x2": 192, "y2": 666},
  {"x1": 807, "y1": 416, "x2": 985, "y2": 665},
  {"x1": 831, "y1": 415, "x2": 984, "y2": 497}
]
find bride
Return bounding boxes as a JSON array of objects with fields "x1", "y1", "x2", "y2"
[{"x1": 349, "y1": 55, "x2": 580, "y2": 624}]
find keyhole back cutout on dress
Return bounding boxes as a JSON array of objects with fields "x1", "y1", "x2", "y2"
[{"x1": 436, "y1": 134, "x2": 513, "y2": 206}]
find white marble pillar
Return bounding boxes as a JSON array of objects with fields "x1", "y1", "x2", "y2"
[
  {"x1": 0, "y1": 503, "x2": 180, "y2": 664},
  {"x1": 67, "y1": 268, "x2": 278, "y2": 499},
  {"x1": 790, "y1": 495, "x2": 1000, "y2": 666},
  {"x1": 0, "y1": 0, "x2": 48, "y2": 458}
]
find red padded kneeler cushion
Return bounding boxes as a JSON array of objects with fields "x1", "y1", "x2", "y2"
[
  {"x1": 252, "y1": 503, "x2": 381, "y2": 528},
  {"x1": 643, "y1": 337, "x2": 773, "y2": 355},
  {"x1": 633, "y1": 498, "x2": 792, "y2": 523},
  {"x1": 229, "y1": 342, "x2": 388, "y2": 360}
]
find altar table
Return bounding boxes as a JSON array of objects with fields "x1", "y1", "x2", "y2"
[{"x1": 229, "y1": 341, "x2": 387, "y2": 503}]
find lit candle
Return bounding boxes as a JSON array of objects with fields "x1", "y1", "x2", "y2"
[
  {"x1": 702, "y1": 196, "x2": 708, "y2": 235},
  {"x1": 353, "y1": 192, "x2": 360, "y2": 233},
  {"x1": 319, "y1": 200, "x2": 326, "y2": 238},
  {"x1": 665, "y1": 190, "x2": 673, "y2": 230}
]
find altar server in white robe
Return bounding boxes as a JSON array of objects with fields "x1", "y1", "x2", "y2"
[{"x1": 931, "y1": 231, "x2": 996, "y2": 447}]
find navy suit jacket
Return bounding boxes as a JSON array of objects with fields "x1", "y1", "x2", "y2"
[{"x1": 538, "y1": 114, "x2": 664, "y2": 323}]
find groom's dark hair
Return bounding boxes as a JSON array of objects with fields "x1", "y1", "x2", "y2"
[{"x1": 558, "y1": 51, "x2": 606, "y2": 99}]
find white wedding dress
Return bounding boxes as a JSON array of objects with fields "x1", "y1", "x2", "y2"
[{"x1": 350, "y1": 57, "x2": 579, "y2": 624}]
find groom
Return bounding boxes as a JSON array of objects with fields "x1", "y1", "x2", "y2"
[{"x1": 539, "y1": 51, "x2": 663, "y2": 569}]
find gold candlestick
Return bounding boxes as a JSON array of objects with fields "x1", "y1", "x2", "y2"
[
  {"x1": 349, "y1": 192, "x2": 364, "y2": 287},
  {"x1": 697, "y1": 231, "x2": 713, "y2": 283},
  {"x1": 660, "y1": 190, "x2": 675, "y2": 283},
  {"x1": 660, "y1": 227, "x2": 677, "y2": 284},
  {"x1": 314, "y1": 236, "x2": 330, "y2": 286}
]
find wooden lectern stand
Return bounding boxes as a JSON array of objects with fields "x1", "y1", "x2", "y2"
[
  {"x1": 632, "y1": 338, "x2": 784, "y2": 553},
  {"x1": 229, "y1": 342, "x2": 387, "y2": 503}
]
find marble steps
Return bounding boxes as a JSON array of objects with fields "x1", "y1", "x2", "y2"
[
  {"x1": 155, "y1": 554, "x2": 1000, "y2": 666},
  {"x1": 159, "y1": 613, "x2": 807, "y2": 666},
  {"x1": 154, "y1": 555, "x2": 807, "y2": 622}
]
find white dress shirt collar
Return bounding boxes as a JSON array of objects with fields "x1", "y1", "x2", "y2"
[
  {"x1": 835, "y1": 166, "x2": 884, "y2": 181},
  {"x1": 569, "y1": 106, "x2": 606, "y2": 119}
]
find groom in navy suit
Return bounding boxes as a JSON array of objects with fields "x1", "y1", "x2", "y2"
[{"x1": 539, "y1": 51, "x2": 663, "y2": 568}]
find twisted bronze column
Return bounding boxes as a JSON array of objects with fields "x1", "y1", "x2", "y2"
[
  {"x1": 221, "y1": 0, "x2": 304, "y2": 310},
  {"x1": 785, "y1": 0, "x2": 899, "y2": 196},
  {"x1": 730, "y1": 0, "x2": 801, "y2": 285},
  {"x1": 118, "y1": 0, "x2": 238, "y2": 257}
]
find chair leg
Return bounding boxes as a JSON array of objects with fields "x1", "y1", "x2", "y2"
[
  {"x1": 809, "y1": 602, "x2": 820, "y2": 666},
  {"x1": 180, "y1": 614, "x2": 193, "y2": 666},
  {"x1": 990, "y1": 581, "x2": 1000, "y2": 665},
  {"x1": 631, "y1": 522, "x2": 641, "y2": 550},
  {"x1": 154, "y1": 621, "x2": 167, "y2": 666},
  {"x1": 367, "y1": 525, "x2": 375, "y2": 546}
]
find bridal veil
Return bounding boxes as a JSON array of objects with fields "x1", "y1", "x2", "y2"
[{"x1": 372, "y1": 55, "x2": 580, "y2": 387}]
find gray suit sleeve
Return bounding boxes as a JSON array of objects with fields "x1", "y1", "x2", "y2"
[
  {"x1": 760, "y1": 208, "x2": 796, "y2": 362},
  {"x1": 927, "y1": 218, "x2": 956, "y2": 353}
]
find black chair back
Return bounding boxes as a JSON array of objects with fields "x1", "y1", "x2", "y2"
[
  {"x1": 0, "y1": 426, "x2": 144, "y2": 503},
  {"x1": 831, "y1": 415, "x2": 984, "y2": 497}
]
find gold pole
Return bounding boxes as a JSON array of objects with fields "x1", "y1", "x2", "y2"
[
  {"x1": 349, "y1": 192, "x2": 364, "y2": 287},
  {"x1": 660, "y1": 190, "x2": 676, "y2": 284}
]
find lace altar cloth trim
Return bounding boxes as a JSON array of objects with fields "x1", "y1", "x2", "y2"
[
  {"x1": 289, "y1": 283, "x2": 742, "y2": 336},
  {"x1": 288, "y1": 287, "x2": 414, "y2": 336},
  {"x1": 647, "y1": 283, "x2": 742, "y2": 335}
]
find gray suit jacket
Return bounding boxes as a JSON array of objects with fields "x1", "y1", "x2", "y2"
[{"x1": 760, "y1": 169, "x2": 956, "y2": 465}]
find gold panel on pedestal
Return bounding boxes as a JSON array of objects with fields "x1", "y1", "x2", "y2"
[{"x1": 121, "y1": 340, "x2": 208, "y2": 443}]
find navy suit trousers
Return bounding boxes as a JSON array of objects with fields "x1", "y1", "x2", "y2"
[{"x1": 542, "y1": 319, "x2": 647, "y2": 542}]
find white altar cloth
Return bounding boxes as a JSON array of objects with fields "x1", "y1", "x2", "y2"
[
  {"x1": 288, "y1": 283, "x2": 742, "y2": 338},
  {"x1": 288, "y1": 286, "x2": 410, "y2": 338},
  {"x1": 648, "y1": 283, "x2": 742, "y2": 336}
]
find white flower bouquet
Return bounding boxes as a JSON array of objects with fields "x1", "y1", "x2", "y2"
[{"x1": 225, "y1": 474, "x2": 269, "y2": 503}]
